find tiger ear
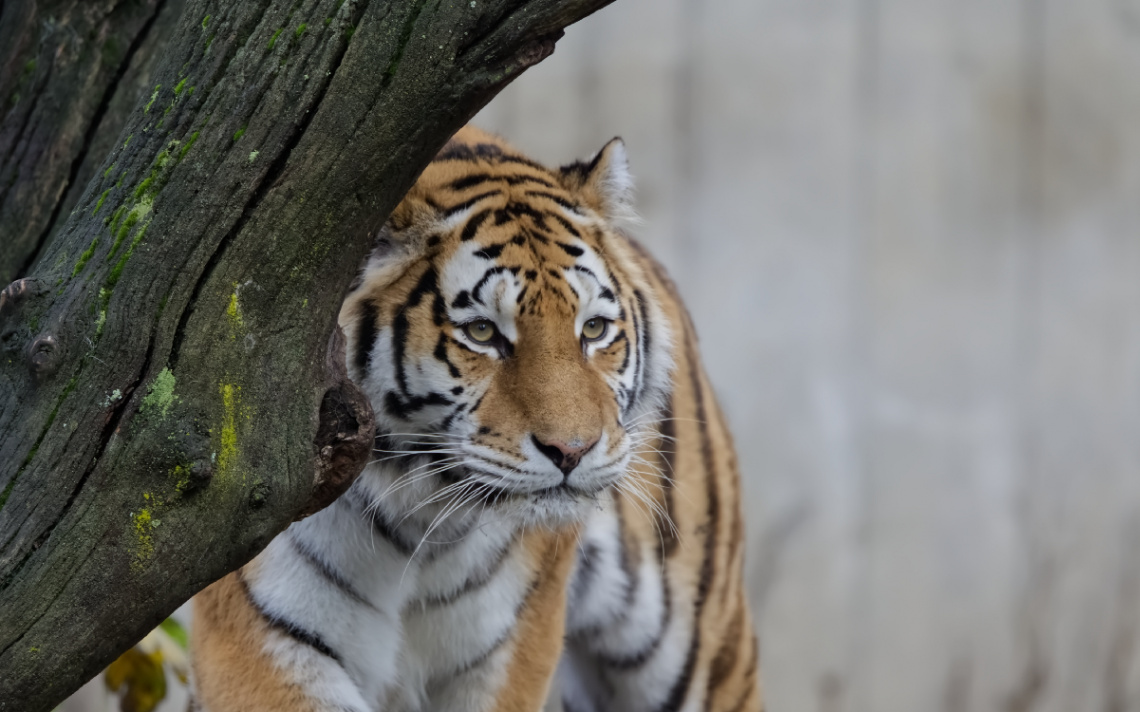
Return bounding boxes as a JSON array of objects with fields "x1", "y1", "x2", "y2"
[
  {"x1": 559, "y1": 138, "x2": 637, "y2": 224},
  {"x1": 378, "y1": 187, "x2": 445, "y2": 256}
]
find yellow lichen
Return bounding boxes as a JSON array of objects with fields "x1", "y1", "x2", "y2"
[
  {"x1": 132, "y1": 506, "x2": 154, "y2": 572},
  {"x1": 217, "y1": 383, "x2": 241, "y2": 483}
]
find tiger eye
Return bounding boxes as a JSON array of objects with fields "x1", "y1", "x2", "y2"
[
  {"x1": 465, "y1": 320, "x2": 496, "y2": 343},
  {"x1": 582, "y1": 318, "x2": 608, "y2": 342}
]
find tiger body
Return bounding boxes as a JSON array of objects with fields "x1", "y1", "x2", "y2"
[{"x1": 191, "y1": 126, "x2": 760, "y2": 712}]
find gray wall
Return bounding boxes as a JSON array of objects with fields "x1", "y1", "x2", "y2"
[{"x1": 477, "y1": 1, "x2": 1140, "y2": 710}]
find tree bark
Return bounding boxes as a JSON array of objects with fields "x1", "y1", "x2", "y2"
[{"x1": 0, "y1": 0, "x2": 613, "y2": 709}]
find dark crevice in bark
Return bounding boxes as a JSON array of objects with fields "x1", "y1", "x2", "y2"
[
  {"x1": 15, "y1": 0, "x2": 169, "y2": 281},
  {"x1": 0, "y1": 60, "x2": 51, "y2": 200},
  {"x1": 169, "y1": 0, "x2": 371, "y2": 370},
  {"x1": 381, "y1": 0, "x2": 428, "y2": 88},
  {"x1": 457, "y1": 0, "x2": 529, "y2": 55}
]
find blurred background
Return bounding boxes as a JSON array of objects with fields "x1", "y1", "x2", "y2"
[
  {"x1": 481, "y1": 0, "x2": 1140, "y2": 710},
  {"x1": 67, "y1": 0, "x2": 1140, "y2": 709}
]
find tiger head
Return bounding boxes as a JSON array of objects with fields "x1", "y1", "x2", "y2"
[{"x1": 341, "y1": 126, "x2": 673, "y2": 527}]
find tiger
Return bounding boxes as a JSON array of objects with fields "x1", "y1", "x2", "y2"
[{"x1": 190, "y1": 125, "x2": 761, "y2": 712}]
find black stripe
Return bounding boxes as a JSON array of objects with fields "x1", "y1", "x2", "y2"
[
  {"x1": 472, "y1": 266, "x2": 507, "y2": 304},
  {"x1": 596, "y1": 557, "x2": 672, "y2": 670},
  {"x1": 613, "y1": 331, "x2": 631, "y2": 374},
  {"x1": 450, "y1": 173, "x2": 556, "y2": 190},
  {"x1": 433, "y1": 574, "x2": 542, "y2": 681},
  {"x1": 434, "y1": 332, "x2": 462, "y2": 378},
  {"x1": 442, "y1": 190, "x2": 500, "y2": 217},
  {"x1": 435, "y1": 143, "x2": 546, "y2": 170},
  {"x1": 392, "y1": 267, "x2": 438, "y2": 395},
  {"x1": 707, "y1": 598, "x2": 746, "y2": 692},
  {"x1": 449, "y1": 173, "x2": 498, "y2": 191},
  {"x1": 657, "y1": 333, "x2": 720, "y2": 712},
  {"x1": 557, "y1": 242, "x2": 584, "y2": 257},
  {"x1": 237, "y1": 571, "x2": 342, "y2": 664},
  {"x1": 438, "y1": 404, "x2": 464, "y2": 432},
  {"x1": 658, "y1": 395, "x2": 680, "y2": 557},
  {"x1": 505, "y1": 174, "x2": 557, "y2": 188},
  {"x1": 571, "y1": 541, "x2": 602, "y2": 604},
  {"x1": 657, "y1": 630, "x2": 700, "y2": 712},
  {"x1": 506, "y1": 201, "x2": 550, "y2": 230},
  {"x1": 349, "y1": 489, "x2": 418, "y2": 556},
  {"x1": 627, "y1": 291, "x2": 647, "y2": 412},
  {"x1": 288, "y1": 532, "x2": 375, "y2": 610},
  {"x1": 474, "y1": 243, "x2": 506, "y2": 260},
  {"x1": 452, "y1": 290, "x2": 473, "y2": 309},
  {"x1": 353, "y1": 299, "x2": 380, "y2": 377},
  {"x1": 524, "y1": 190, "x2": 580, "y2": 211},
  {"x1": 497, "y1": 154, "x2": 546, "y2": 171},
  {"x1": 415, "y1": 536, "x2": 516, "y2": 609},
  {"x1": 461, "y1": 208, "x2": 492, "y2": 241},
  {"x1": 549, "y1": 210, "x2": 582, "y2": 238},
  {"x1": 383, "y1": 390, "x2": 452, "y2": 420}
]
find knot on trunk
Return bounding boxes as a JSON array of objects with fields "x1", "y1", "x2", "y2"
[
  {"x1": 28, "y1": 335, "x2": 62, "y2": 378},
  {"x1": 297, "y1": 325, "x2": 375, "y2": 520}
]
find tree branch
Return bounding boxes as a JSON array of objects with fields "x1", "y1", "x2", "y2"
[{"x1": 0, "y1": 0, "x2": 614, "y2": 708}]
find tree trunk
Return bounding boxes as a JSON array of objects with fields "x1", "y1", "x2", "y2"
[{"x1": 0, "y1": 1, "x2": 613, "y2": 709}]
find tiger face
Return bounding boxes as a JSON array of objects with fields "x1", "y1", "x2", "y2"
[{"x1": 341, "y1": 127, "x2": 672, "y2": 526}]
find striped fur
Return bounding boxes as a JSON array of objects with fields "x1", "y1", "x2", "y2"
[{"x1": 191, "y1": 127, "x2": 761, "y2": 711}]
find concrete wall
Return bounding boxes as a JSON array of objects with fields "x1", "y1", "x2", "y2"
[{"x1": 477, "y1": 1, "x2": 1140, "y2": 710}]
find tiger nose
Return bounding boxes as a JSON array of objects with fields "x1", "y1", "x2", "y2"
[{"x1": 531, "y1": 435, "x2": 598, "y2": 477}]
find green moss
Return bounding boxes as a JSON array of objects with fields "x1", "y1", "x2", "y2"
[
  {"x1": 144, "y1": 85, "x2": 161, "y2": 113},
  {"x1": 72, "y1": 238, "x2": 99, "y2": 276},
  {"x1": 232, "y1": 125, "x2": 246, "y2": 141},
  {"x1": 178, "y1": 131, "x2": 200, "y2": 162},
  {"x1": 267, "y1": 28, "x2": 283, "y2": 49},
  {"x1": 134, "y1": 175, "x2": 154, "y2": 200},
  {"x1": 324, "y1": 17, "x2": 332, "y2": 26},
  {"x1": 103, "y1": 162, "x2": 116, "y2": 179},
  {"x1": 106, "y1": 220, "x2": 149, "y2": 291},
  {"x1": 116, "y1": 170, "x2": 126, "y2": 187},
  {"x1": 123, "y1": 134, "x2": 133, "y2": 149},
  {"x1": 201, "y1": 14, "x2": 210, "y2": 29},
  {"x1": 93, "y1": 190, "x2": 110, "y2": 216},
  {"x1": 248, "y1": 150, "x2": 259, "y2": 162},
  {"x1": 205, "y1": 34, "x2": 215, "y2": 53},
  {"x1": 108, "y1": 205, "x2": 127, "y2": 238},
  {"x1": 141, "y1": 368, "x2": 177, "y2": 418},
  {"x1": 156, "y1": 146, "x2": 173, "y2": 169},
  {"x1": 295, "y1": 23, "x2": 308, "y2": 38}
]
